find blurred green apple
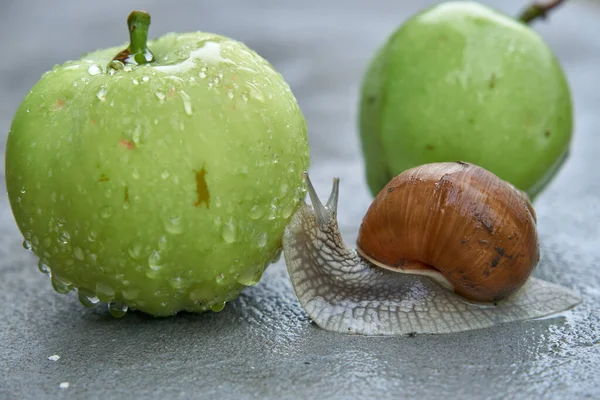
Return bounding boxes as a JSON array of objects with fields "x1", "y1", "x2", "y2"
[
  {"x1": 359, "y1": 1, "x2": 572, "y2": 199},
  {"x1": 6, "y1": 11, "x2": 309, "y2": 317}
]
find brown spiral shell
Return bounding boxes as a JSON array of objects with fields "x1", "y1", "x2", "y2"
[{"x1": 356, "y1": 162, "x2": 539, "y2": 303}]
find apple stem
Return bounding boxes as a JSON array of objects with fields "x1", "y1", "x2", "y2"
[
  {"x1": 518, "y1": 0, "x2": 567, "y2": 24},
  {"x1": 111, "y1": 10, "x2": 155, "y2": 66}
]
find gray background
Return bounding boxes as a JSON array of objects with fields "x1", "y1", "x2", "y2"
[{"x1": 1, "y1": 0, "x2": 599, "y2": 399}]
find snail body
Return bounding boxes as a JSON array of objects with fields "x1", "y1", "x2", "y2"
[{"x1": 282, "y1": 162, "x2": 580, "y2": 335}]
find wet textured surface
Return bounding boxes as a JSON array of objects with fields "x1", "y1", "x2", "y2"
[{"x1": 1, "y1": 0, "x2": 599, "y2": 399}]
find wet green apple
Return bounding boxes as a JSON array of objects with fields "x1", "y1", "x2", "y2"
[
  {"x1": 359, "y1": 1, "x2": 572, "y2": 198},
  {"x1": 6, "y1": 11, "x2": 309, "y2": 317}
]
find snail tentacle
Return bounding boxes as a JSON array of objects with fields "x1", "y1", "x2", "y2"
[{"x1": 282, "y1": 173, "x2": 581, "y2": 336}]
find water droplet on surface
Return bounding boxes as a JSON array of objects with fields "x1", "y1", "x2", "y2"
[
  {"x1": 241, "y1": 93, "x2": 249, "y2": 102},
  {"x1": 161, "y1": 170, "x2": 170, "y2": 180},
  {"x1": 142, "y1": 76, "x2": 150, "y2": 82},
  {"x1": 148, "y1": 251, "x2": 162, "y2": 271},
  {"x1": 22, "y1": 240, "x2": 31, "y2": 250},
  {"x1": 237, "y1": 269, "x2": 260, "y2": 287},
  {"x1": 48, "y1": 355, "x2": 60, "y2": 361},
  {"x1": 87, "y1": 64, "x2": 102, "y2": 76},
  {"x1": 100, "y1": 206, "x2": 114, "y2": 219},
  {"x1": 132, "y1": 168, "x2": 140, "y2": 179},
  {"x1": 51, "y1": 273, "x2": 73, "y2": 294},
  {"x1": 155, "y1": 91, "x2": 166, "y2": 101},
  {"x1": 214, "y1": 196, "x2": 222, "y2": 208},
  {"x1": 210, "y1": 302, "x2": 226, "y2": 312},
  {"x1": 216, "y1": 273, "x2": 225, "y2": 284},
  {"x1": 164, "y1": 215, "x2": 183, "y2": 234},
  {"x1": 37, "y1": 261, "x2": 50, "y2": 275},
  {"x1": 199, "y1": 71, "x2": 207, "y2": 79},
  {"x1": 132, "y1": 78, "x2": 139, "y2": 85},
  {"x1": 73, "y1": 247, "x2": 85, "y2": 261},
  {"x1": 96, "y1": 86, "x2": 108, "y2": 101},
  {"x1": 221, "y1": 219, "x2": 236, "y2": 243},
  {"x1": 257, "y1": 232, "x2": 267, "y2": 248},
  {"x1": 122, "y1": 287, "x2": 140, "y2": 300},
  {"x1": 78, "y1": 288, "x2": 99, "y2": 307},
  {"x1": 108, "y1": 301, "x2": 128, "y2": 318},
  {"x1": 88, "y1": 231, "x2": 97, "y2": 242},
  {"x1": 96, "y1": 282, "x2": 115, "y2": 302},
  {"x1": 227, "y1": 90, "x2": 234, "y2": 99},
  {"x1": 59, "y1": 382, "x2": 70, "y2": 389},
  {"x1": 249, "y1": 205, "x2": 263, "y2": 220}
]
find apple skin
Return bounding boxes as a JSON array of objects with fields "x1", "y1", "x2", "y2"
[
  {"x1": 359, "y1": 1, "x2": 572, "y2": 199},
  {"x1": 6, "y1": 32, "x2": 309, "y2": 316}
]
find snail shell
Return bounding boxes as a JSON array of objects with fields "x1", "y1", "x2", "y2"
[
  {"x1": 282, "y1": 162, "x2": 581, "y2": 336},
  {"x1": 357, "y1": 162, "x2": 538, "y2": 303}
]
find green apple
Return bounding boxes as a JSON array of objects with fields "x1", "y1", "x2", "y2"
[
  {"x1": 6, "y1": 11, "x2": 309, "y2": 317},
  {"x1": 359, "y1": 1, "x2": 572, "y2": 199}
]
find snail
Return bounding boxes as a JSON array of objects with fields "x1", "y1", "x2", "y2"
[{"x1": 282, "y1": 162, "x2": 581, "y2": 335}]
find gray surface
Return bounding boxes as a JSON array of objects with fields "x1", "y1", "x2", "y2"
[{"x1": 1, "y1": 0, "x2": 599, "y2": 399}]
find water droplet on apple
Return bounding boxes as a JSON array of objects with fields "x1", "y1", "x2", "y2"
[
  {"x1": 180, "y1": 91, "x2": 193, "y2": 116},
  {"x1": 107, "y1": 60, "x2": 124, "y2": 74},
  {"x1": 87, "y1": 64, "x2": 102, "y2": 76},
  {"x1": 100, "y1": 206, "x2": 114, "y2": 219},
  {"x1": 88, "y1": 252, "x2": 97, "y2": 265},
  {"x1": 96, "y1": 86, "x2": 108, "y2": 101},
  {"x1": 22, "y1": 240, "x2": 31, "y2": 250},
  {"x1": 210, "y1": 302, "x2": 226, "y2": 312},
  {"x1": 227, "y1": 90, "x2": 234, "y2": 99},
  {"x1": 267, "y1": 203, "x2": 278, "y2": 220},
  {"x1": 169, "y1": 277, "x2": 185, "y2": 289},
  {"x1": 270, "y1": 248, "x2": 283, "y2": 263},
  {"x1": 108, "y1": 301, "x2": 128, "y2": 318},
  {"x1": 148, "y1": 251, "x2": 162, "y2": 271},
  {"x1": 96, "y1": 282, "x2": 115, "y2": 302},
  {"x1": 279, "y1": 183, "x2": 289, "y2": 196},
  {"x1": 51, "y1": 273, "x2": 73, "y2": 294},
  {"x1": 221, "y1": 219, "x2": 236, "y2": 244},
  {"x1": 145, "y1": 270, "x2": 159, "y2": 279},
  {"x1": 199, "y1": 71, "x2": 207, "y2": 79},
  {"x1": 282, "y1": 203, "x2": 295, "y2": 219},
  {"x1": 158, "y1": 236, "x2": 168, "y2": 251},
  {"x1": 88, "y1": 231, "x2": 97, "y2": 242},
  {"x1": 161, "y1": 170, "x2": 170, "y2": 180},
  {"x1": 73, "y1": 247, "x2": 85, "y2": 261},
  {"x1": 128, "y1": 242, "x2": 142, "y2": 259},
  {"x1": 216, "y1": 273, "x2": 226, "y2": 284},
  {"x1": 132, "y1": 168, "x2": 140, "y2": 179},
  {"x1": 237, "y1": 269, "x2": 260, "y2": 287},
  {"x1": 155, "y1": 91, "x2": 166, "y2": 102},
  {"x1": 78, "y1": 288, "x2": 99, "y2": 307},
  {"x1": 241, "y1": 93, "x2": 249, "y2": 102},
  {"x1": 214, "y1": 196, "x2": 222, "y2": 208},
  {"x1": 59, "y1": 231, "x2": 71, "y2": 245},
  {"x1": 163, "y1": 215, "x2": 183, "y2": 235},
  {"x1": 122, "y1": 287, "x2": 140, "y2": 300},
  {"x1": 37, "y1": 261, "x2": 50, "y2": 275},
  {"x1": 132, "y1": 78, "x2": 139, "y2": 85},
  {"x1": 249, "y1": 205, "x2": 263, "y2": 220},
  {"x1": 257, "y1": 232, "x2": 267, "y2": 248}
]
